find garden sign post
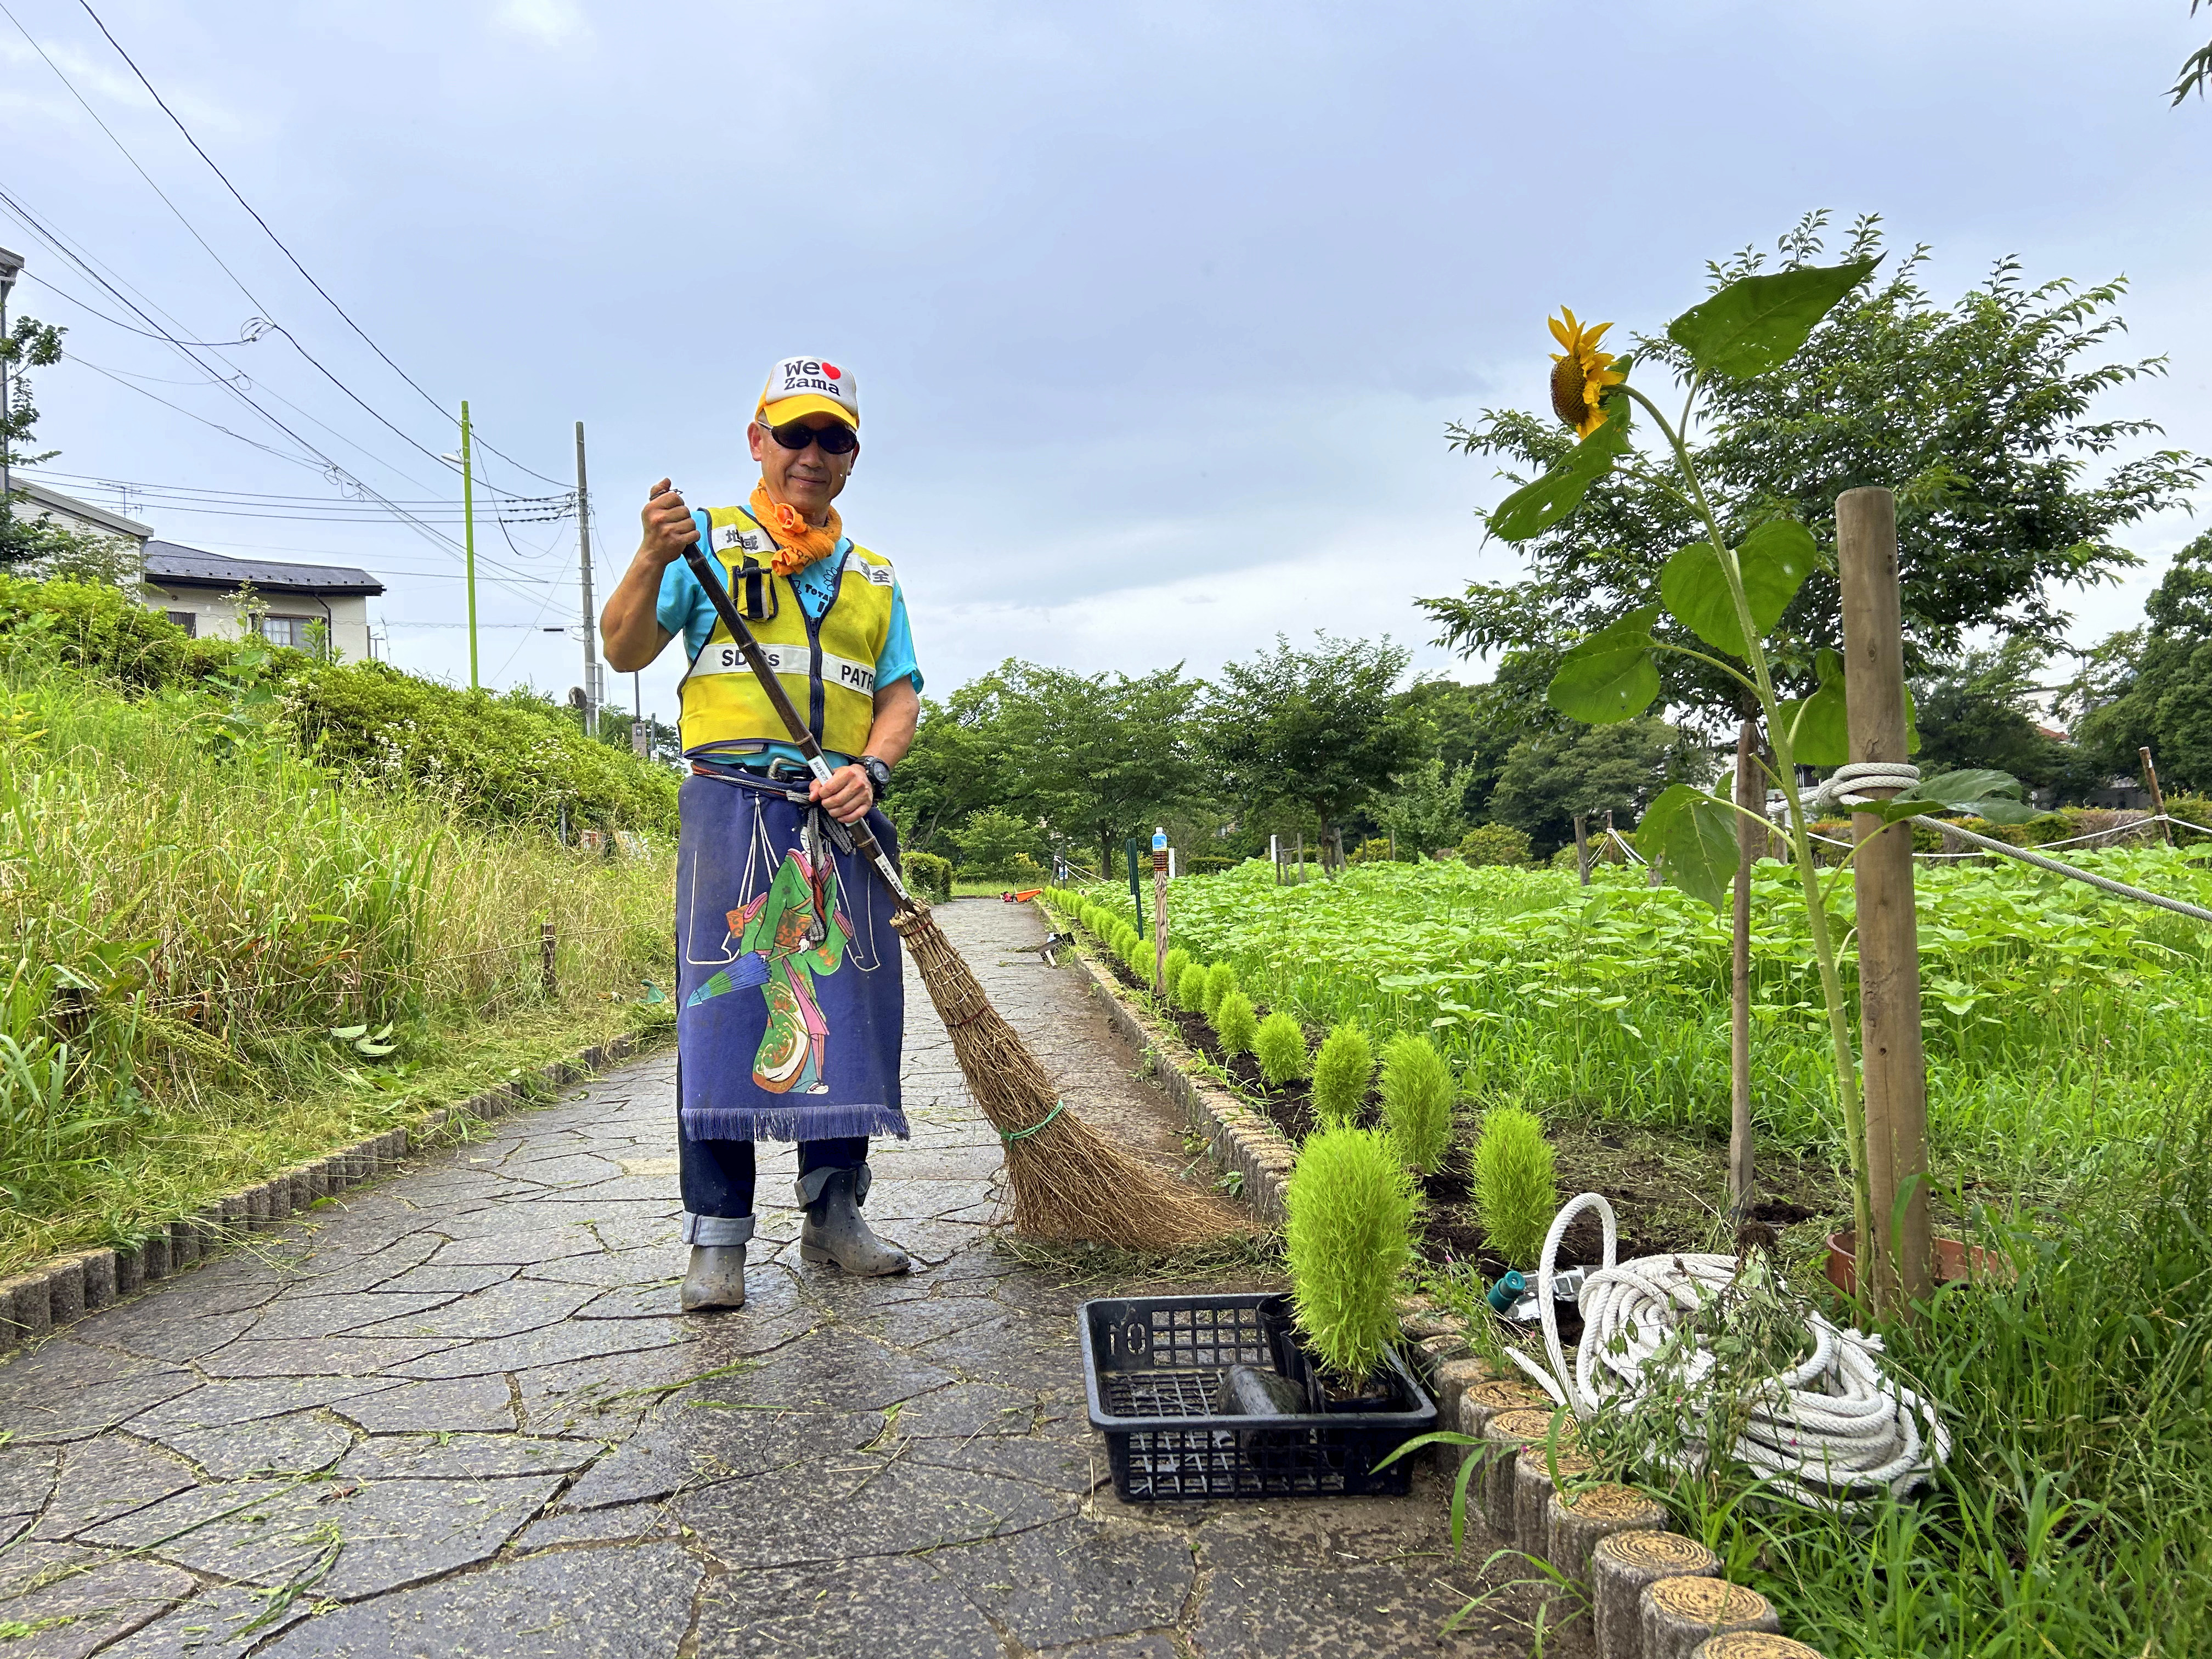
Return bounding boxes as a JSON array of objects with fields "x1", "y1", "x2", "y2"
[
  {"x1": 1839, "y1": 486, "x2": 1934, "y2": 1312},
  {"x1": 1124, "y1": 837, "x2": 1145, "y2": 935},
  {"x1": 1151, "y1": 827, "x2": 1170, "y2": 995}
]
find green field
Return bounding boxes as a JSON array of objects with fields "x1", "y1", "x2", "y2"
[{"x1": 1143, "y1": 852, "x2": 2212, "y2": 1182}]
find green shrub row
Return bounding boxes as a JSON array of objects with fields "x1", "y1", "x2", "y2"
[{"x1": 0, "y1": 573, "x2": 677, "y2": 836}]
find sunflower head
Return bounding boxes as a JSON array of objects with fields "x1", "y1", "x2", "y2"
[{"x1": 1548, "y1": 308, "x2": 1626, "y2": 439}]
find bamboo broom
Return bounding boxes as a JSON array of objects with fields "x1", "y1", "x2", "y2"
[{"x1": 675, "y1": 535, "x2": 1240, "y2": 1248}]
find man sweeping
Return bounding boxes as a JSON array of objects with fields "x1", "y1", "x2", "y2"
[{"x1": 600, "y1": 354, "x2": 921, "y2": 1311}]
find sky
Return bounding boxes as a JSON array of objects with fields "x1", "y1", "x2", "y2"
[{"x1": 3, "y1": 0, "x2": 2208, "y2": 728}]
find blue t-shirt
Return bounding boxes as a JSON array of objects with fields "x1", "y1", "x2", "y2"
[{"x1": 656, "y1": 519, "x2": 921, "y2": 766}]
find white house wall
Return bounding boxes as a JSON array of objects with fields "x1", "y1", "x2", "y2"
[{"x1": 145, "y1": 586, "x2": 374, "y2": 663}]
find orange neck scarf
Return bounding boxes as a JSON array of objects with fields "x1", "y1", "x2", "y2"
[{"x1": 749, "y1": 483, "x2": 842, "y2": 576}]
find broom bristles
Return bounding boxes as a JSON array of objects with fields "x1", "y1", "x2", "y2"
[{"x1": 895, "y1": 908, "x2": 1244, "y2": 1248}]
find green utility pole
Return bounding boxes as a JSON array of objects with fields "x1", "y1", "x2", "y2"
[
  {"x1": 1124, "y1": 836, "x2": 1146, "y2": 936},
  {"x1": 460, "y1": 399, "x2": 479, "y2": 690}
]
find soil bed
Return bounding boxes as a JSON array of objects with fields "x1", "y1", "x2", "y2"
[{"x1": 1092, "y1": 944, "x2": 1841, "y2": 1286}]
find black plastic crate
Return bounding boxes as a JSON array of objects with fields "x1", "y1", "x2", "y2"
[{"x1": 1079, "y1": 1292, "x2": 1437, "y2": 1502}]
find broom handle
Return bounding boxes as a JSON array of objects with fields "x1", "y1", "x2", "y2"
[{"x1": 675, "y1": 537, "x2": 921, "y2": 919}]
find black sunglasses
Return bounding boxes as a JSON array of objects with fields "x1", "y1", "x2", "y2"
[{"x1": 763, "y1": 419, "x2": 858, "y2": 456}]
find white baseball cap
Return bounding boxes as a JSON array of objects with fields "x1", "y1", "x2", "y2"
[{"x1": 757, "y1": 354, "x2": 859, "y2": 428}]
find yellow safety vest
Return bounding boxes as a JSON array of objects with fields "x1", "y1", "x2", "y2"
[{"x1": 677, "y1": 504, "x2": 898, "y2": 759}]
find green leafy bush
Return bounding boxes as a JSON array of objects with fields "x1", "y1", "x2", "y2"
[
  {"x1": 1255, "y1": 1011, "x2": 1309, "y2": 1086},
  {"x1": 1458, "y1": 822, "x2": 1534, "y2": 867},
  {"x1": 1284, "y1": 1125, "x2": 1415, "y2": 1388},
  {"x1": 1163, "y1": 946, "x2": 1192, "y2": 993},
  {"x1": 1125, "y1": 930, "x2": 1154, "y2": 982},
  {"x1": 1380, "y1": 1034, "x2": 1455, "y2": 1174},
  {"x1": 1213, "y1": 990, "x2": 1259, "y2": 1055},
  {"x1": 1310, "y1": 1022, "x2": 1375, "y2": 1127},
  {"x1": 949, "y1": 806, "x2": 1043, "y2": 881},
  {"x1": 1473, "y1": 1105, "x2": 1557, "y2": 1268},
  {"x1": 1176, "y1": 961, "x2": 1210, "y2": 1012},
  {"x1": 900, "y1": 850, "x2": 953, "y2": 902},
  {"x1": 1202, "y1": 961, "x2": 1237, "y2": 1018}
]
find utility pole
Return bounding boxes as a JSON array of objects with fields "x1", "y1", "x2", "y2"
[
  {"x1": 459, "y1": 400, "x2": 479, "y2": 691},
  {"x1": 575, "y1": 421, "x2": 599, "y2": 735},
  {"x1": 0, "y1": 246, "x2": 22, "y2": 503}
]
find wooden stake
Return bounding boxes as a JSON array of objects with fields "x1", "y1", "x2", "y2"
[
  {"x1": 1151, "y1": 840, "x2": 1170, "y2": 996},
  {"x1": 1573, "y1": 815, "x2": 1592, "y2": 886},
  {"x1": 540, "y1": 920, "x2": 558, "y2": 998},
  {"x1": 1729, "y1": 719, "x2": 1758, "y2": 1217},
  {"x1": 1837, "y1": 486, "x2": 1932, "y2": 1314},
  {"x1": 2141, "y1": 746, "x2": 2172, "y2": 845}
]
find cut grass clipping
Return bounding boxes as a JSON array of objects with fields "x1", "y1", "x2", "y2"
[
  {"x1": 1473, "y1": 1104, "x2": 1558, "y2": 1269},
  {"x1": 1285, "y1": 1124, "x2": 1415, "y2": 1389},
  {"x1": 1310, "y1": 1022, "x2": 1375, "y2": 1128},
  {"x1": 1380, "y1": 1033, "x2": 1454, "y2": 1175},
  {"x1": 1212, "y1": 990, "x2": 1259, "y2": 1057},
  {"x1": 1254, "y1": 1011, "x2": 1310, "y2": 1086}
]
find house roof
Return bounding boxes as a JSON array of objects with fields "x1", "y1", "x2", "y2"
[
  {"x1": 10, "y1": 479, "x2": 155, "y2": 540},
  {"x1": 141, "y1": 542, "x2": 385, "y2": 597}
]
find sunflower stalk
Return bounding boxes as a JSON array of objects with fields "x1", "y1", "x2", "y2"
[
  {"x1": 1500, "y1": 268, "x2": 2037, "y2": 1309},
  {"x1": 1620, "y1": 380, "x2": 1872, "y2": 1293}
]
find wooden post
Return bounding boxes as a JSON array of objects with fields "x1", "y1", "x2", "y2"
[
  {"x1": 1729, "y1": 718, "x2": 1758, "y2": 1217},
  {"x1": 540, "y1": 920, "x2": 558, "y2": 998},
  {"x1": 1294, "y1": 830, "x2": 1304, "y2": 885},
  {"x1": 1331, "y1": 826, "x2": 1344, "y2": 877},
  {"x1": 1573, "y1": 815, "x2": 1591, "y2": 886},
  {"x1": 2140, "y1": 746, "x2": 2172, "y2": 844},
  {"x1": 1151, "y1": 834, "x2": 1170, "y2": 996},
  {"x1": 1837, "y1": 486, "x2": 1932, "y2": 1314}
]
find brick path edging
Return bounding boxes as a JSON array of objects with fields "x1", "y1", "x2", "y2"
[{"x1": 0, "y1": 1027, "x2": 668, "y2": 1358}]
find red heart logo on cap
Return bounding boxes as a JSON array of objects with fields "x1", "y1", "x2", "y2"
[{"x1": 820, "y1": 362, "x2": 842, "y2": 380}]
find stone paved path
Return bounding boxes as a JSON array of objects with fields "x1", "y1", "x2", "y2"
[{"x1": 0, "y1": 901, "x2": 1555, "y2": 1658}]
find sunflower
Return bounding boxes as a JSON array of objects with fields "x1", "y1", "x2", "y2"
[{"x1": 1548, "y1": 308, "x2": 1626, "y2": 439}]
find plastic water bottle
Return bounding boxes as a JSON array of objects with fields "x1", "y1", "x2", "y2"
[{"x1": 1152, "y1": 827, "x2": 1167, "y2": 852}]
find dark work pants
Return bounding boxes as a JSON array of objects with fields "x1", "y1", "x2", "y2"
[{"x1": 678, "y1": 1119, "x2": 868, "y2": 1247}]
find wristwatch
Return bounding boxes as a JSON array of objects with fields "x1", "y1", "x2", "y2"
[{"x1": 858, "y1": 754, "x2": 893, "y2": 795}]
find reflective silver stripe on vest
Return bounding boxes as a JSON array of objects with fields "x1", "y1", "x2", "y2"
[{"x1": 690, "y1": 641, "x2": 875, "y2": 696}]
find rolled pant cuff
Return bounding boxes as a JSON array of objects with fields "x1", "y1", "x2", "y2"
[{"x1": 681, "y1": 1211, "x2": 757, "y2": 1247}]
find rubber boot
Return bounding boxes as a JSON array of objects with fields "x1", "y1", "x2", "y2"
[
  {"x1": 680, "y1": 1244, "x2": 747, "y2": 1311},
  {"x1": 800, "y1": 1167, "x2": 910, "y2": 1276}
]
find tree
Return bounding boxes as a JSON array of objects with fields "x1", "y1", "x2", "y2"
[
  {"x1": 887, "y1": 670, "x2": 1023, "y2": 854},
  {"x1": 1371, "y1": 757, "x2": 1474, "y2": 859},
  {"x1": 1206, "y1": 633, "x2": 1426, "y2": 855},
  {"x1": 996, "y1": 662, "x2": 1207, "y2": 873},
  {"x1": 947, "y1": 806, "x2": 1043, "y2": 881},
  {"x1": 2073, "y1": 532, "x2": 2212, "y2": 791},
  {"x1": 1, "y1": 313, "x2": 74, "y2": 571},
  {"x1": 1419, "y1": 213, "x2": 2205, "y2": 717},
  {"x1": 2175, "y1": 0, "x2": 2211, "y2": 103},
  {"x1": 1910, "y1": 638, "x2": 2098, "y2": 801},
  {"x1": 1488, "y1": 716, "x2": 1710, "y2": 855}
]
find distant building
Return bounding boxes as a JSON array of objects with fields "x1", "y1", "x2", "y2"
[
  {"x1": 7, "y1": 478, "x2": 154, "y2": 549},
  {"x1": 140, "y1": 545, "x2": 384, "y2": 661}
]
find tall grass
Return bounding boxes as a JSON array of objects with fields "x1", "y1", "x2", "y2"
[
  {"x1": 1650, "y1": 1097, "x2": 2212, "y2": 1655},
  {"x1": 1138, "y1": 857, "x2": 2212, "y2": 1177},
  {"x1": 0, "y1": 647, "x2": 673, "y2": 1274}
]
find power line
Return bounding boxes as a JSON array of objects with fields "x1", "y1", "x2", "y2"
[{"x1": 70, "y1": 0, "x2": 569, "y2": 490}]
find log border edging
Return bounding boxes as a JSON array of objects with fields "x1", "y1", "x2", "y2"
[{"x1": 0, "y1": 1026, "x2": 668, "y2": 1358}]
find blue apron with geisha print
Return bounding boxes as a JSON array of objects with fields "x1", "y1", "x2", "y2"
[{"x1": 674, "y1": 768, "x2": 909, "y2": 1143}]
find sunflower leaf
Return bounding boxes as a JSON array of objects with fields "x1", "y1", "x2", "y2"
[
  {"x1": 1667, "y1": 257, "x2": 1881, "y2": 380},
  {"x1": 1635, "y1": 783, "x2": 1741, "y2": 910},
  {"x1": 1486, "y1": 404, "x2": 1633, "y2": 543},
  {"x1": 1658, "y1": 519, "x2": 1818, "y2": 658},
  {"x1": 1775, "y1": 648, "x2": 1852, "y2": 769},
  {"x1": 1867, "y1": 768, "x2": 2038, "y2": 826},
  {"x1": 1547, "y1": 605, "x2": 1661, "y2": 724}
]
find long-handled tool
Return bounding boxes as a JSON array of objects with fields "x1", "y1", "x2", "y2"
[{"x1": 675, "y1": 529, "x2": 1239, "y2": 1247}]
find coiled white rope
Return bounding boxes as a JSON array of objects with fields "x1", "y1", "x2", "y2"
[{"x1": 1502, "y1": 1193, "x2": 1951, "y2": 1508}]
